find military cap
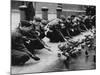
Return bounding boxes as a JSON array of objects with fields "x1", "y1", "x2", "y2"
[
  {"x1": 60, "y1": 15, "x2": 66, "y2": 21},
  {"x1": 34, "y1": 16, "x2": 42, "y2": 22},
  {"x1": 41, "y1": 20, "x2": 48, "y2": 25},
  {"x1": 20, "y1": 20, "x2": 32, "y2": 27},
  {"x1": 71, "y1": 15, "x2": 76, "y2": 18},
  {"x1": 67, "y1": 16, "x2": 71, "y2": 20}
]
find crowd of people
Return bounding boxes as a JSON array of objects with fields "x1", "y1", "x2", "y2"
[
  {"x1": 11, "y1": 5, "x2": 96, "y2": 66},
  {"x1": 45, "y1": 14, "x2": 95, "y2": 42}
]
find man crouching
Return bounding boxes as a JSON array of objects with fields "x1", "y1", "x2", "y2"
[{"x1": 11, "y1": 20, "x2": 40, "y2": 66}]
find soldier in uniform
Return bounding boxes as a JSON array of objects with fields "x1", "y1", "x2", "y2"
[
  {"x1": 78, "y1": 15, "x2": 88, "y2": 32},
  {"x1": 41, "y1": 19, "x2": 48, "y2": 29},
  {"x1": 11, "y1": 20, "x2": 40, "y2": 66},
  {"x1": 59, "y1": 15, "x2": 69, "y2": 37},
  {"x1": 91, "y1": 15, "x2": 96, "y2": 28},
  {"x1": 66, "y1": 15, "x2": 76, "y2": 36},
  {"x1": 32, "y1": 17, "x2": 45, "y2": 39},
  {"x1": 67, "y1": 15, "x2": 81, "y2": 36},
  {"x1": 45, "y1": 17, "x2": 65, "y2": 42},
  {"x1": 26, "y1": 17, "x2": 46, "y2": 51},
  {"x1": 84, "y1": 15, "x2": 92, "y2": 30},
  {"x1": 66, "y1": 16, "x2": 73, "y2": 37}
]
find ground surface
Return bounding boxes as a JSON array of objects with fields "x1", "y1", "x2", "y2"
[{"x1": 11, "y1": 30, "x2": 96, "y2": 74}]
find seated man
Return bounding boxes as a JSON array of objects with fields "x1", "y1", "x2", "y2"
[
  {"x1": 33, "y1": 17, "x2": 45, "y2": 39},
  {"x1": 11, "y1": 20, "x2": 40, "y2": 66},
  {"x1": 59, "y1": 15, "x2": 70, "y2": 37},
  {"x1": 67, "y1": 16, "x2": 81, "y2": 36},
  {"x1": 91, "y1": 15, "x2": 96, "y2": 28},
  {"x1": 84, "y1": 15, "x2": 93, "y2": 30},
  {"x1": 45, "y1": 18, "x2": 65, "y2": 42},
  {"x1": 26, "y1": 17, "x2": 45, "y2": 50}
]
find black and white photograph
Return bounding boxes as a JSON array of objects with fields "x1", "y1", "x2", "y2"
[{"x1": 11, "y1": 0, "x2": 96, "y2": 74}]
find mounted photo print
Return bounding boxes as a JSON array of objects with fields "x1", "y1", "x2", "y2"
[{"x1": 11, "y1": 0, "x2": 96, "y2": 74}]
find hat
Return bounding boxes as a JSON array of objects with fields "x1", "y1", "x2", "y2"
[
  {"x1": 60, "y1": 15, "x2": 66, "y2": 21},
  {"x1": 41, "y1": 20, "x2": 48, "y2": 25},
  {"x1": 20, "y1": 20, "x2": 32, "y2": 27},
  {"x1": 71, "y1": 15, "x2": 76, "y2": 18},
  {"x1": 34, "y1": 17, "x2": 41, "y2": 22}
]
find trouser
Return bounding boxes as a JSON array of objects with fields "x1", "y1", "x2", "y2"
[{"x1": 25, "y1": 39, "x2": 44, "y2": 53}]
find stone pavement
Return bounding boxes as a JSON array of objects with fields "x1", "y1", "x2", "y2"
[{"x1": 11, "y1": 30, "x2": 96, "y2": 74}]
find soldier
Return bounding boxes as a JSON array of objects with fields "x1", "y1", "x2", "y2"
[
  {"x1": 46, "y1": 18, "x2": 65, "y2": 42},
  {"x1": 66, "y1": 16, "x2": 73, "y2": 37},
  {"x1": 91, "y1": 15, "x2": 96, "y2": 28},
  {"x1": 78, "y1": 15, "x2": 88, "y2": 32},
  {"x1": 59, "y1": 15, "x2": 70, "y2": 37},
  {"x1": 32, "y1": 17, "x2": 46, "y2": 39},
  {"x1": 11, "y1": 20, "x2": 40, "y2": 66},
  {"x1": 67, "y1": 15, "x2": 79, "y2": 36},
  {"x1": 41, "y1": 19, "x2": 48, "y2": 29},
  {"x1": 26, "y1": 17, "x2": 50, "y2": 51},
  {"x1": 84, "y1": 15, "x2": 92, "y2": 30}
]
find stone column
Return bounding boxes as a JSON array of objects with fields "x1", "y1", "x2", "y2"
[
  {"x1": 41, "y1": 7, "x2": 48, "y2": 20},
  {"x1": 25, "y1": 2, "x2": 35, "y2": 21},
  {"x1": 56, "y1": 8, "x2": 62, "y2": 18},
  {"x1": 19, "y1": 5, "x2": 27, "y2": 21}
]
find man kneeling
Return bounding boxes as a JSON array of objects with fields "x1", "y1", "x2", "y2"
[{"x1": 11, "y1": 20, "x2": 40, "y2": 66}]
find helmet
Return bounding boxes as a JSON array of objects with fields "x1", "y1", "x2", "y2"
[
  {"x1": 34, "y1": 16, "x2": 41, "y2": 22},
  {"x1": 20, "y1": 20, "x2": 32, "y2": 27},
  {"x1": 41, "y1": 20, "x2": 48, "y2": 25},
  {"x1": 60, "y1": 15, "x2": 66, "y2": 21}
]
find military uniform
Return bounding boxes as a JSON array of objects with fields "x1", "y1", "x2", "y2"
[
  {"x1": 46, "y1": 18, "x2": 65, "y2": 42},
  {"x1": 59, "y1": 15, "x2": 70, "y2": 37},
  {"x1": 84, "y1": 16, "x2": 92, "y2": 29},
  {"x1": 25, "y1": 17, "x2": 45, "y2": 51},
  {"x1": 11, "y1": 20, "x2": 40, "y2": 65},
  {"x1": 11, "y1": 28, "x2": 30, "y2": 65}
]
